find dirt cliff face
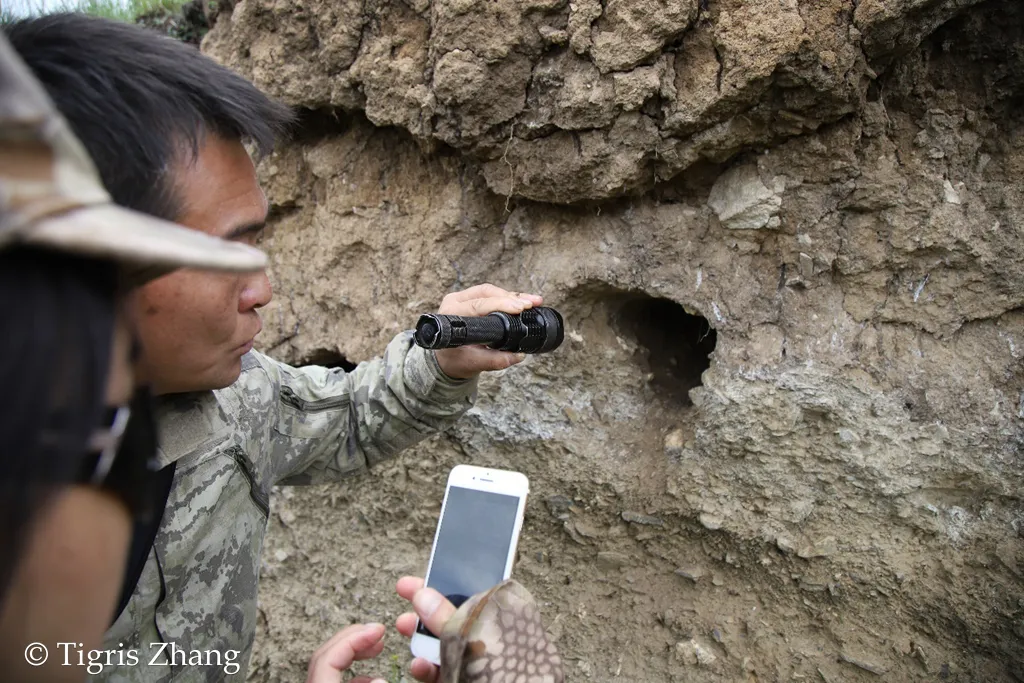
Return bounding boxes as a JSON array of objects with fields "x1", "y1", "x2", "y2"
[{"x1": 203, "y1": 1, "x2": 1024, "y2": 681}]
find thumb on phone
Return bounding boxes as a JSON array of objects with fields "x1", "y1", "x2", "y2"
[{"x1": 413, "y1": 587, "x2": 457, "y2": 635}]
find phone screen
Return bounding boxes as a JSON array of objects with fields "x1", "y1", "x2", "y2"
[{"x1": 416, "y1": 485, "x2": 521, "y2": 638}]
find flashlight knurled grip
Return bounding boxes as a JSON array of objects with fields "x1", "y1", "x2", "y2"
[{"x1": 414, "y1": 307, "x2": 563, "y2": 354}]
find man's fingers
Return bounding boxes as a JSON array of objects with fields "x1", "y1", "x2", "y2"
[
  {"x1": 412, "y1": 587, "x2": 457, "y2": 636},
  {"x1": 393, "y1": 581, "x2": 447, "y2": 683},
  {"x1": 306, "y1": 624, "x2": 385, "y2": 683},
  {"x1": 311, "y1": 624, "x2": 369, "y2": 661},
  {"x1": 484, "y1": 350, "x2": 525, "y2": 371},
  {"x1": 396, "y1": 612, "x2": 419, "y2": 638},
  {"x1": 332, "y1": 624, "x2": 385, "y2": 662},
  {"x1": 441, "y1": 283, "x2": 511, "y2": 304},
  {"x1": 441, "y1": 295, "x2": 530, "y2": 318},
  {"x1": 396, "y1": 578, "x2": 427, "y2": 639},
  {"x1": 396, "y1": 576, "x2": 425, "y2": 601},
  {"x1": 351, "y1": 639, "x2": 386, "y2": 662},
  {"x1": 410, "y1": 658, "x2": 440, "y2": 683},
  {"x1": 440, "y1": 285, "x2": 543, "y2": 311},
  {"x1": 437, "y1": 347, "x2": 525, "y2": 376}
]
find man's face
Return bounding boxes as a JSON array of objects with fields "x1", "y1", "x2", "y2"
[{"x1": 131, "y1": 136, "x2": 272, "y2": 395}]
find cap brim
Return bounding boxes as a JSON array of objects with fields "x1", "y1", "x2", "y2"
[{"x1": 24, "y1": 202, "x2": 268, "y2": 280}]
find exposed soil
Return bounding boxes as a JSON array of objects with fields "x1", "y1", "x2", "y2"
[{"x1": 194, "y1": 0, "x2": 1024, "y2": 680}]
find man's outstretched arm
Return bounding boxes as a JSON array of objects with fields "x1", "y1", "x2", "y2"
[{"x1": 260, "y1": 285, "x2": 543, "y2": 484}]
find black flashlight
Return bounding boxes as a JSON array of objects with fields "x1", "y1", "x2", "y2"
[{"x1": 414, "y1": 306, "x2": 564, "y2": 354}]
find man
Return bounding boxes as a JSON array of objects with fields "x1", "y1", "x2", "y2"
[
  {"x1": 5, "y1": 13, "x2": 542, "y2": 682},
  {"x1": 0, "y1": 30, "x2": 268, "y2": 682}
]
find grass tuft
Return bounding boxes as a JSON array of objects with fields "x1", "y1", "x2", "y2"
[{"x1": 1, "y1": 0, "x2": 189, "y2": 23}]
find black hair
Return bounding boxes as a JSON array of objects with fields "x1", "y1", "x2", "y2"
[
  {"x1": 3, "y1": 13, "x2": 294, "y2": 221},
  {"x1": 0, "y1": 247, "x2": 119, "y2": 605}
]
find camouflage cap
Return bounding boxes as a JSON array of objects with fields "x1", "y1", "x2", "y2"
[{"x1": 0, "y1": 32, "x2": 267, "y2": 280}]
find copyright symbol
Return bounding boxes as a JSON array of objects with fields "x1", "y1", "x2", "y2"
[{"x1": 25, "y1": 643, "x2": 48, "y2": 666}]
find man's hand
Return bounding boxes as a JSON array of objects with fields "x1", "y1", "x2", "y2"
[
  {"x1": 433, "y1": 284, "x2": 544, "y2": 379},
  {"x1": 394, "y1": 576, "x2": 457, "y2": 683},
  {"x1": 305, "y1": 623, "x2": 388, "y2": 683}
]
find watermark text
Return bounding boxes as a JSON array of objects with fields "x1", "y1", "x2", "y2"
[{"x1": 23, "y1": 641, "x2": 241, "y2": 675}]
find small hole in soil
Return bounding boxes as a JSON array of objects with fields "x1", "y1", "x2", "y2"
[
  {"x1": 297, "y1": 348, "x2": 357, "y2": 373},
  {"x1": 614, "y1": 297, "x2": 717, "y2": 405}
]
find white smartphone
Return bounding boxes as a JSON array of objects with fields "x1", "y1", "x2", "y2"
[{"x1": 409, "y1": 464, "x2": 530, "y2": 665}]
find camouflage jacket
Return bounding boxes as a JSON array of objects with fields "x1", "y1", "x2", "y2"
[{"x1": 94, "y1": 332, "x2": 477, "y2": 682}]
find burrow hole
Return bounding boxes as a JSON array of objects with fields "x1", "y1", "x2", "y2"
[
  {"x1": 612, "y1": 296, "x2": 717, "y2": 405},
  {"x1": 298, "y1": 348, "x2": 357, "y2": 372}
]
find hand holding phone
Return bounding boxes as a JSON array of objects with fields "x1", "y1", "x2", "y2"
[{"x1": 410, "y1": 464, "x2": 529, "y2": 666}]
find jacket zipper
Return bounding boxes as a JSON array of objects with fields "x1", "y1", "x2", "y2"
[
  {"x1": 280, "y1": 385, "x2": 350, "y2": 412},
  {"x1": 227, "y1": 445, "x2": 269, "y2": 518}
]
